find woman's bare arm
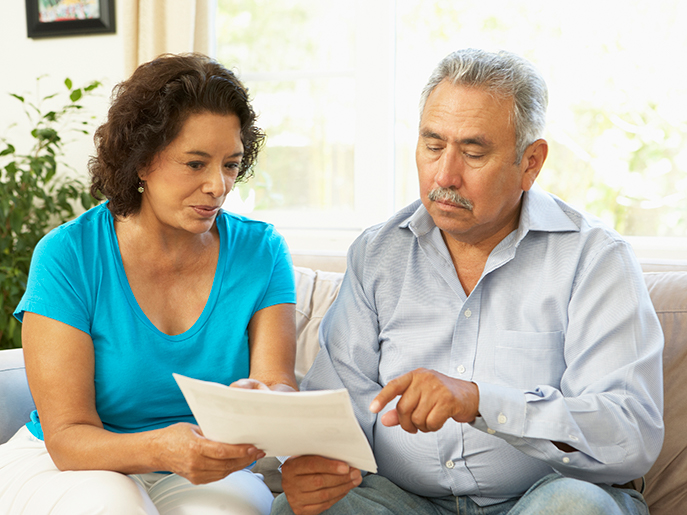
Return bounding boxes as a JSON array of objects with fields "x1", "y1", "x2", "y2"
[
  {"x1": 21, "y1": 312, "x2": 262, "y2": 483},
  {"x1": 243, "y1": 303, "x2": 298, "y2": 392}
]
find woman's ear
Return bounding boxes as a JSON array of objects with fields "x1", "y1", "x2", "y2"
[{"x1": 520, "y1": 139, "x2": 548, "y2": 191}]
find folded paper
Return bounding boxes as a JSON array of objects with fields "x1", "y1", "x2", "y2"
[{"x1": 173, "y1": 374, "x2": 377, "y2": 472}]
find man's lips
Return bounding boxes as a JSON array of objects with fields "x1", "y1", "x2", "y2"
[{"x1": 435, "y1": 198, "x2": 465, "y2": 209}]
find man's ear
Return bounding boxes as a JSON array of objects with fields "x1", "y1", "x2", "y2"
[{"x1": 520, "y1": 139, "x2": 548, "y2": 191}]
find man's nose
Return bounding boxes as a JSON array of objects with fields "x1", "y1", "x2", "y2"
[{"x1": 435, "y1": 147, "x2": 463, "y2": 189}]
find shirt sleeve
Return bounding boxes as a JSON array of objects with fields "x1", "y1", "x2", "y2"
[
  {"x1": 300, "y1": 232, "x2": 382, "y2": 448},
  {"x1": 14, "y1": 227, "x2": 92, "y2": 334},
  {"x1": 255, "y1": 227, "x2": 297, "y2": 311},
  {"x1": 473, "y1": 239, "x2": 664, "y2": 485}
]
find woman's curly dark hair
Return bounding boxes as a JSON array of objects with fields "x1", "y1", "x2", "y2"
[{"x1": 89, "y1": 53, "x2": 265, "y2": 218}]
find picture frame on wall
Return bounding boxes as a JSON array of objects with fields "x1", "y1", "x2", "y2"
[{"x1": 25, "y1": 0, "x2": 116, "y2": 38}]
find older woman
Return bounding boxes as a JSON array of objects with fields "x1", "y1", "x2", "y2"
[{"x1": 0, "y1": 54, "x2": 296, "y2": 514}]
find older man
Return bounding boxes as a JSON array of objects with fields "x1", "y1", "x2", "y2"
[{"x1": 272, "y1": 49, "x2": 663, "y2": 515}]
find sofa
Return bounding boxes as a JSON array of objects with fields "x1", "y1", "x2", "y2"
[{"x1": 1, "y1": 263, "x2": 686, "y2": 513}]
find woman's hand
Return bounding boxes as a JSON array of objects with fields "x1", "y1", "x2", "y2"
[
  {"x1": 231, "y1": 378, "x2": 271, "y2": 391},
  {"x1": 231, "y1": 378, "x2": 296, "y2": 392},
  {"x1": 153, "y1": 422, "x2": 265, "y2": 484}
]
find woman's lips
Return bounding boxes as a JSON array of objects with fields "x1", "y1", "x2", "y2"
[{"x1": 192, "y1": 205, "x2": 220, "y2": 217}]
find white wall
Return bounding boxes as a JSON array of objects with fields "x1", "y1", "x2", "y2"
[{"x1": 0, "y1": 2, "x2": 128, "y2": 182}]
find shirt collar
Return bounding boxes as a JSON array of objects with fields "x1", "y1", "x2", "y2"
[
  {"x1": 400, "y1": 183, "x2": 579, "y2": 242},
  {"x1": 515, "y1": 182, "x2": 579, "y2": 239},
  {"x1": 399, "y1": 199, "x2": 433, "y2": 237}
]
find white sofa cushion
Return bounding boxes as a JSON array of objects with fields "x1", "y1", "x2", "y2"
[{"x1": 294, "y1": 267, "x2": 343, "y2": 382}]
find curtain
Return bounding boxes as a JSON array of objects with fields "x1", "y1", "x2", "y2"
[{"x1": 122, "y1": 0, "x2": 212, "y2": 76}]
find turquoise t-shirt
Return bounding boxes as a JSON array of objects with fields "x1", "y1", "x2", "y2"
[{"x1": 14, "y1": 203, "x2": 295, "y2": 439}]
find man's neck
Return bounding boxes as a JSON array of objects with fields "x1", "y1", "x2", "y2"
[{"x1": 440, "y1": 203, "x2": 522, "y2": 296}]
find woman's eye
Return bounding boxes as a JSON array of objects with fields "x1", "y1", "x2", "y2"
[
  {"x1": 187, "y1": 161, "x2": 204, "y2": 170},
  {"x1": 225, "y1": 162, "x2": 240, "y2": 174}
]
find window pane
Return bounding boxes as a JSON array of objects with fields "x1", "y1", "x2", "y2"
[
  {"x1": 216, "y1": 0, "x2": 356, "y2": 218},
  {"x1": 394, "y1": 0, "x2": 687, "y2": 237}
]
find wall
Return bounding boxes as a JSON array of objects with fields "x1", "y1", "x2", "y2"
[{"x1": 0, "y1": 1, "x2": 128, "y2": 182}]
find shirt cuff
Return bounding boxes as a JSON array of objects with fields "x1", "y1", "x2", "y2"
[{"x1": 472, "y1": 381, "x2": 527, "y2": 437}]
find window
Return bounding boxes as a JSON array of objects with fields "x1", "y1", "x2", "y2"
[{"x1": 216, "y1": 0, "x2": 687, "y2": 259}]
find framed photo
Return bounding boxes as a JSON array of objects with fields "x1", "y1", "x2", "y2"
[{"x1": 26, "y1": 0, "x2": 116, "y2": 38}]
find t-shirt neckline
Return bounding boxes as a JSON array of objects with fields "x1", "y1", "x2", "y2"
[{"x1": 105, "y1": 207, "x2": 227, "y2": 341}]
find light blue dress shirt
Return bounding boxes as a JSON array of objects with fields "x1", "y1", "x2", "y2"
[{"x1": 301, "y1": 184, "x2": 664, "y2": 506}]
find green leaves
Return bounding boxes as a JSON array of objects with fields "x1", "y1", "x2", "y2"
[
  {"x1": 0, "y1": 77, "x2": 102, "y2": 349},
  {"x1": 69, "y1": 89, "x2": 83, "y2": 102},
  {"x1": 35, "y1": 127, "x2": 60, "y2": 144}
]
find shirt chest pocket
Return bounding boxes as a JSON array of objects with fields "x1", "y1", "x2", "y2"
[{"x1": 494, "y1": 330, "x2": 565, "y2": 390}]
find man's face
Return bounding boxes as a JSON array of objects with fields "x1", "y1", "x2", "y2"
[{"x1": 416, "y1": 80, "x2": 535, "y2": 247}]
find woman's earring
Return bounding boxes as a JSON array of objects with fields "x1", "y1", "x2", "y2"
[{"x1": 137, "y1": 181, "x2": 145, "y2": 194}]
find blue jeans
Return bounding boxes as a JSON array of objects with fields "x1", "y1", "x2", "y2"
[{"x1": 271, "y1": 473, "x2": 649, "y2": 515}]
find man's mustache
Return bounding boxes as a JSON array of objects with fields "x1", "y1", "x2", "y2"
[{"x1": 427, "y1": 188, "x2": 474, "y2": 211}]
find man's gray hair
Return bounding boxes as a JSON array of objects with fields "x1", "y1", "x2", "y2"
[{"x1": 420, "y1": 49, "x2": 548, "y2": 162}]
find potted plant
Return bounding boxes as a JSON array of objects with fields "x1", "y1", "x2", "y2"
[{"x1": 0, "y1": 77, "x2": 101, "y2": 349}]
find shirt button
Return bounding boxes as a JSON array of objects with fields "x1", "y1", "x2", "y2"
[
  {"x1": 464, "y1": 309, "x2": 472, "y2": 318},
  {"x1": 562, "y1": 457, "x2": 570, "y2": 464},
  {"x1": 457, "y1": 365, "x2": 466, "y2": 374},
  {"x1": 497, "y1": 413, "x2": 507, "y2": 424},
  {"x1": 487, "y1": 428, "x2": 496, "y2": 435},
  {"x1": 569, "y1": 435, "x2": 579, "y2": 441},
  {"x1": 445, "y1": 460, "x2": 455, "y2": 469}
]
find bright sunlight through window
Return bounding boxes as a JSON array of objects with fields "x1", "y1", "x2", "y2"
[{"x1": 216, "y1": 0, "x2": 687, "y2": 257}]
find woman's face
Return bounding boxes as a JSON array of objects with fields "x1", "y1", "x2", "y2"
[{"x1": 139, "y1": 112, "x2": 244, "y2": 235}]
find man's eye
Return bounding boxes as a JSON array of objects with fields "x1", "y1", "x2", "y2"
[
  {"x1": 427, "y1": 145, "x2": 442, "y2": 152},
  {"x1": 465, "y1": 153, "x2": 483, "y2": 159}
]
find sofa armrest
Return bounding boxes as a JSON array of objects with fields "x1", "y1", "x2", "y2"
[
  {"x1": 641, "y1": 272, "x2": 687, "y2": 514},
  {"x1": 0, "y1": 348, "x2": 36, "y2": 444}
]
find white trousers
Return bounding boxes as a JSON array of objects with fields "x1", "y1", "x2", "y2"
[{"x1": 0, "y1": 426, "x2": 274, "y2": 515}]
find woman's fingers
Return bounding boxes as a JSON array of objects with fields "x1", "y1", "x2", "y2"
[{"x1": 159, "y1": 423, "x2": 265, "y2": 484}]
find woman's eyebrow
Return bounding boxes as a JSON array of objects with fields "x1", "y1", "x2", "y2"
[{"x1": 184, "y1": 150, "x2": 244, "y2": 158}]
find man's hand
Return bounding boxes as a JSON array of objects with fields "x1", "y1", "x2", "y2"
[
  {"x1": 281, "y1": 455, "x2": 362, "y2": 515},
  {"x1": 369, "y1": 368, "x2": 480, "y2": 433}
]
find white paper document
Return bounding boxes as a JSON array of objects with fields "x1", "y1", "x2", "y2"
[{"x1": 173, "y1": 374, "x2": 377, "y2": 472}]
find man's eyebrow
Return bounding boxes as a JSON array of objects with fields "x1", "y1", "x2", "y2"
[
  {"x1": 419, "y1": 131, "x2": 491, "y2": 148},
  {"x1": 420, "y1": 129, "x2": 446, "y2": 141},
  {"x1": 459, "y1": 137, "x2": 490, "y2": 148}
]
